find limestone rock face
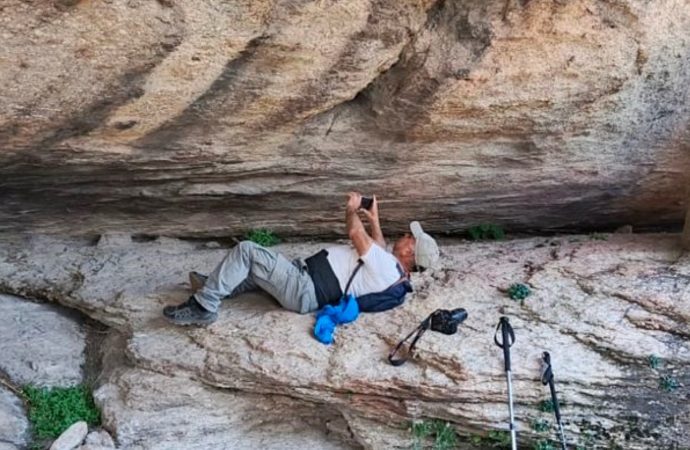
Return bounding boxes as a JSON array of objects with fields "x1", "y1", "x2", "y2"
[
  {"x1": 1, "y1": 0, "x2": 689, "y2": 236},
  {"x1": 0, "y1": 294, "x2": 86, "y2": 387},
  {"x1": 0, "y1": 233, "x2": 688, "y2": 449},
  {"x1": 0, "y1": 387, "x2": 28, "y2": 449},
  {"x1": 94, "y1": 367, "x2": 354, "y2": 450}
]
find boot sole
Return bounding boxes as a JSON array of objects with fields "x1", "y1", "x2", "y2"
[{"x1": 164, "y1": 314, "x2": 218, "y2": 326}]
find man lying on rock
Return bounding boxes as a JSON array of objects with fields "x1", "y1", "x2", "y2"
[{"x1": 163, "y1": 192, "x2": 440, "y2": 326}]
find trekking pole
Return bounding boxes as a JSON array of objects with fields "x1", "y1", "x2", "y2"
[
  {"x1": 541, "y1": 352, "x2": 567, "y2": 450},
  {"x1": 494, "y1": 316, "x2": 517, "y2": 450}
]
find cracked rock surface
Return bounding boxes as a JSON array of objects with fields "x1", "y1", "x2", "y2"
[
  {"x1": 0, "y1": 386, "x2": 28, "y2": 450},
  {"x1": 0, "y1": 294, "x2": 86, "y2": 388},
  {"x1": 0, "y1": 233, "x2": 688, "y2": 449}
]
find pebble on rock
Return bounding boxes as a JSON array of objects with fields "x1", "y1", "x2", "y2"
[
  {"x1": 50, "y1": 421, "x2": 88, "y2": 450},
  {"x1": 84, "y1": 430, "x2": 115, "y2": 448}
]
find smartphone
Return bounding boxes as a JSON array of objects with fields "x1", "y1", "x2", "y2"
[{"x1": 360, "y1": 197, "x2": 374, "y2": 210}]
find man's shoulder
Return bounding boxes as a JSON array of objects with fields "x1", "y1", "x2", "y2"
[
  {"x1": 368, "y1": 242, "x2": 393, "y2": 256},
  {"x1": 362, "y1": 243, "x2": 397, "y2": 265},
  {"x1": 324, "y1": 244, "x2": 359, "y2": 262}
]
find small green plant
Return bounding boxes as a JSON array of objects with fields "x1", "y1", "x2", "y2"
[
  {"x1": 23, "y1": 385, "x2": 100, "y2": 442},
  {"x1": 467, "y1": 430, "x2": 512, "y2": 448},
  {"x1": 659, "y1": 375, "x2": 679, "y2": 392},
  {"x1": 432, "y1": 421, "x2": 459, "y2": 450},
  {"x1": 539, "y1": 399, "x2": 555, "y2": 413},
  {"x1": 531, "y1": 418, "x2": 551, "y2": 433},
  {"x1": 411, "y1": 420, "x2": 458, "y2": 450},
  {"x1": 245, "y1": 229, "x2": 280, "y2": 247},
  {"x1": 508, "y1": 283, "x2": 531, "y2": 301},
  {"x1": 412, "y1": 420, "x2": 433, "y2": 449},
  {"x1": 647, "y1": 354, "x2": 661, "y2": 369},
  {"x1": 467, "y1": 224, "x2": 505, "y2": 241},
  {"x1": 533, "y1": 440, "x2": 556, "y2": 450},
  {"x1": 469, "y1": 434, "x2": 483, "y2": 445},
  {"x1": 487, "y1": 430, "x2": 512, "y2": 446}
]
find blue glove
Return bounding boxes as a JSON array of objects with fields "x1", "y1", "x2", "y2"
[
  {"x1": 313, "y1": 294, "x2": 360, "y2": 344},
  {"x1": 314, "y1": 315, "x2": 336, "y2": 344}
]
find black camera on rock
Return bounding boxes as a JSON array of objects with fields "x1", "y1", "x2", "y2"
[{"x1": 429, "y1": 308, "x2": 469, "y2": 335}]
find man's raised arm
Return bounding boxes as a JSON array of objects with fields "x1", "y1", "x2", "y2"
[
  {"x1": 360, "y1": 195, "x2": 385, "y2": 248},
  {"x1": 346, "y1": 192, "x2": 373, "y2": 256}
]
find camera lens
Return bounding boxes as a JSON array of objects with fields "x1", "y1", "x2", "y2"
[{"x1": 449, "y1": 308, "x2": 468, "y2": 324}]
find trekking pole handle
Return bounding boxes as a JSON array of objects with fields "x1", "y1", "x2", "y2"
[
  {"x1": 494, "y1": 317, "x2": 515, "y2": 372},
  {"x1": 542, "y1": 352, "x2": 563, "y2": 424},
  {"x1": 541, "y1": 352, "x2": 553, "y2": 384}
]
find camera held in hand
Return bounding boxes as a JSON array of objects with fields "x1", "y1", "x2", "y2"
[{"x1": 360, "y1": 196, "x2": 374, "y2": 210}]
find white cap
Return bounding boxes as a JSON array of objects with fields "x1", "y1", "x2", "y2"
[{"x1": 410, "y1": 221, "x2": 440, "y2": 269}]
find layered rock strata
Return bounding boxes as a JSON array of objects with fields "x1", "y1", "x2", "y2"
[
  {"x1": 0, "y1": 233, "x2": 687, "y2": 449},
  {"x1": 1, "y1": 0, "x2": 689, "y2": 236}
]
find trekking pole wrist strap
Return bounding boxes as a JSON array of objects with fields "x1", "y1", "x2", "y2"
[
  {"x1": 388, "y1": 318, "x2": 430, "y2": 366},
  {"x1": 494, "y1": 317, "x2": 515, "y2": 371}
]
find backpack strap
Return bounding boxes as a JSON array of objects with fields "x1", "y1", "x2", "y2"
[
  {"x1": 357, "y1": 262, "x2": 413, "y2": 313},
  {"x1": 391, "y1": 262, "x2": 408, "y2": 286},
  {"x1": 343, "y1": 259, "x2": 364, "y2": 296}
]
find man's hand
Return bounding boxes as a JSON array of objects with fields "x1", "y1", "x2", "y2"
[
  {"x1": 346, "y1": 192, "x2": 362, "y2": 213},
  {"x1": 359, "y1": 195, "x2": 386, "y2": 248},
  {"x1": 359, "y1": 195, "x2": 379, "y2": 224},
  {"x1": 345, "y1": 192, "x2": 373, "y2": 256}
]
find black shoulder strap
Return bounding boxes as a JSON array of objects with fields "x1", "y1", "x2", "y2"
[
  {"x1": 343, "y1": 259, "x2": 364, "y2": 296},
  {"x1": 390, "y1": 263, "x2": 412, "y2": 290}
]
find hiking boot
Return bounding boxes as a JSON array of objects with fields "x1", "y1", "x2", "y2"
[
  {"x1": 163, "y1": 296, "x2": 217, "y2": 326},
  {"x1": 189, "y1": 271, "x2": 208, "y2": 292}
]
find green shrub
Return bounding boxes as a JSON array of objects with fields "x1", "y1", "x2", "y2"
[
  {"x1": 467, "y1": 224, "x2": 505, "y2": 241},
  {"x1": 531, "y1": 418, "x2": 551, "y2": 433},
  {"x1": 659, "y1": 375, "x2": 679, "y2": 392},
  {"x1": 508, "y1": 283, "x2": 531, "y2": 301},
  {"x1": 23, "y1": 385, "x2": 100, "y2": 441},
  {"x1": 411, "y1": 419, "x2": 458, "y2": 450},
  {"x1": 412, "y1": 420, "x2": 433, "y2": 449},
  {"x1": 539, "y1": 399, "x2": 555, "y2": 413},
  {"x1": 487, "y1": 430, "x2": 511, "y2": 446},
  {"x1": 534, "y1": 440, "x2": 556, "y2": 450},
  {"x1": 432, "y1": 421, "x2": 458, "y2": 450},
  {"x1": 647, "y1": 354, "x2": 661, "y2": 370},
  {"x1": 245, "y1": 229, "x2": 280, "y2": 247},
  {"x1": 468, "y1": 430, "x2": 512, "y2": 448}
]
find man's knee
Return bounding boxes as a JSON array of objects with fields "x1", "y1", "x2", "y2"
[
  {"x1": 237, "y1": 240, "x2": 260, "y2": 254},
  {"x1": 236, "y1": 240, "x2": 273, "y2": 271}
]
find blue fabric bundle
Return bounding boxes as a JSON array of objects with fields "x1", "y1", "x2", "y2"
[{"x1": 313, "y1": 294, "x2": 360, "y2": 344}]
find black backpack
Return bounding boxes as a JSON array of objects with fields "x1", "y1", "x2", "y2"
[
  {"x1": 355, "y1": 262, "x2": 413, "y2": 312},
  {"x1": 356, "y1": 276, "x2": 413, "y2": 312}
]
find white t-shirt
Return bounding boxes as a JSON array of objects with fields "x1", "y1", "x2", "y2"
[{"x1": 325, "y1": 243, "x2": 402, "y2": 298}]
